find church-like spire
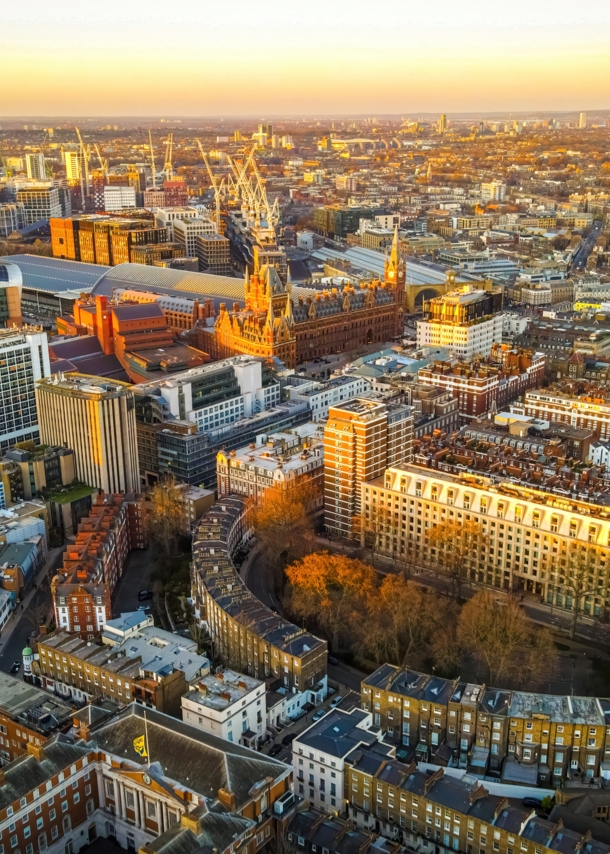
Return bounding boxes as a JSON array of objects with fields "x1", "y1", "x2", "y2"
[
  {"x1": 266, "y1": 293, "x2": 275, "y2": 331},
  {"x1": 384, "y1": 223, "x2": 405, "y2": 287}
]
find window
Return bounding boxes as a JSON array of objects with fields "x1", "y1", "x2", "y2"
[
  {"x1": 62, "y1": 815, "x2": 71, "y2": 832},
  {"x1": 147, "y1": 800, "x2": 157, "y2": 819}
]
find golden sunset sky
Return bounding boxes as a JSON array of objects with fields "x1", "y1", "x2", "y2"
[{"x1": 2, "y1": 0, "x2": 609, "y2": 115}]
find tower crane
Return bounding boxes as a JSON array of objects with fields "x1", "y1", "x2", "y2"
[
  {"x1": 196, "y1": 139, "x2": 222, "y2": 233},
  {"x1": 75, "y1": 127, "x2": 91, "y2": 204},
  {"x1": 163, "y1": 133, "x2": 173, "y2": 180},
  {"x1": 94, "y1": 144, "x2": 108, "y2": 178},
  {"x1": 148, "y1": 130, "x2": 157, "y2": 189}
]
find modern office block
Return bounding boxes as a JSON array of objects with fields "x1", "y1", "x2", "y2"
[
  {"x1": 36, "y1": 373, "x2": 140, "y2": 493},
  {"x1": 0, "y1": 327, "x2": 51, "y2": 453}
]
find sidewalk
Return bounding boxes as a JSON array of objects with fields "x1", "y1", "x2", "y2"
[{"x1": 0, "y1": 546, "x2": 63, "y2": 647}]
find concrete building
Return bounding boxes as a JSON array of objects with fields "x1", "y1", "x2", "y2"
[
  {"x1": 481, "y1": 182, "x2": 506, "y2": 202},
  {"x1": 324, "y1": 399, "x2": 414, "y2": 538},
  {"x1": 417, "y1": 284, "x2": 504, "y2": 359},
  {"x1": 25, "y1": 153, "x2": 47, "y2": 181},
  {"x1": 172, "y1": 217, "x2": 216, "y2": 258},
  {"x1": 217, "y1": 423, "x2": 324, "y2": 508},
  {"x1": 288, "y1": 376, "x2": 373, "y2": 422},
  {"x1": 154, "y1": 207, "x2": 216, "y2": 240},
  {"x1": 0, "y1": 258, "x2": 24, "y2": 326},
  {"x1": 181, "y1": 669, "x2": 266, "y2": 748},
  {"x1": 196, "y1": 233, "x2": 232, "y2": 274},
  {"x1": 15, "y1": 184, "x2": 62, "y2": 224},
  {"x1": 363, "y1": 463, "x2": 610, "y2": 608},
  {"x1": 0, "y1": 203, "x2": 26, "y2": 238},
  {"x1": 292, "y1": 708, "x2": 377, "y2": 812},
  {"x1": 2, "y1": 445, "x2": 75, "y2": 500},
  {"x1": 36, "y1": 373, "x2": 140, "y2": 494},
  {"x1": 103, "y1": 185, "x2": 136, "y2": 212},
  {"x1": 0, "y1": 327, "x2": 50, "y2": 453}
]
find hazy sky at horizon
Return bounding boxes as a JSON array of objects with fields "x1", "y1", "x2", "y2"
[{"x1": 3, "y1": 0, "x2": 610, "y2": 116}]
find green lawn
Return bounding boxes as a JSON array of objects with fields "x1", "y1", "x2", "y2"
[{"x1": 46, "y1": 483, "x2": 96, "y2": 504}]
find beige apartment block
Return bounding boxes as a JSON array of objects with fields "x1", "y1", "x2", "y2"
[{"x1": 362, "y1": 464, "x2": 610, "y2": 609}]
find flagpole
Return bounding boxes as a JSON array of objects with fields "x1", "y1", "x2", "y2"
[{"x1": 144, "y1": 707, "x2": 150, "y2": 767}]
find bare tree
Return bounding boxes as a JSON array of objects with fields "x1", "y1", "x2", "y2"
[{"x1": 146, "y1": 476, "x2": 186, "y2": 558}]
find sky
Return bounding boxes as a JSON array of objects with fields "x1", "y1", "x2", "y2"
[{"x1": 2, "y1": 0, "x2": 610, "y2": 116}]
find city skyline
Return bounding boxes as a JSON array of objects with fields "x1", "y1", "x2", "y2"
[{"x1": 3, "y1": 0, "x2": 610, "y2": 115}]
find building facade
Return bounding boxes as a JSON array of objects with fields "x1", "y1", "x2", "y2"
[
  {"x1": 363, "y1": 464, "x2": 610, "y2": 608},
  {"x1": 417, "y1": 282, "x2": 504, "y2": 359},
  {"x1": 211, "y1": 229, "x2": 405, "y2": 369},
  {"x1": 0, "y1": 327, "x2": 51, "y2": 453},
  {"x1": 514, "y1": 386, "x2": 610, "y2": 441},
  {"x1": 181, "y1": 669, "x2": 266, "y2": 747},
  {"x1": 36, "y1": 373, "x2": 140, "y2": 494},
  {"x1": 324, "y1": 399, "x2": 414, "y2": 538},
  {"x1": 192, "y1": 497, "x2": 328, "y2": 710}
]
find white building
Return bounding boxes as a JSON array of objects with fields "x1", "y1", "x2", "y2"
[
  {"x1": 154, "y1": 207, "x2": 216, "y2": 241},
  {"x1": 134, "y1": 356, "x2": 281, "y2": 435},
  {"x1": 173, "y1": 217, "x2": 216, "y2": 257},
  {"x1": 25, "y1": 153, "x2": 46, "y2": 181},
  {"x1": 0, "y1": 328, "x2": 50, "y2": 453},
  {"x1": 416, "y1": 312, "x2": 504, "y2": 359},
  {"x1": 217, "y1": 422, "x2": 324, "y2": 505},
  {"x1": 502, "y1": 314, "x2": 530, "y2": 340},
  {"x1": 481, "y1": 182, "x2": 506, "y2": 202},
  {"x1": 103, "y1": 185, "x2": 136, "y2": 212},
  {"x1": 181, "y1": 669, "x2": 266, "y2": 747},
  {"x1": 0, "y1": 203, "x2": 26, "y2": 237},
  {"x1": 288, "y1": 375, "x2": 373, "y2": 422},
  {"x1": 0, "y1": 587, "x2": 12, "y2": 633},
  {"x1": 591, "y1": 441, "x2": 610, "y2": 471},
  {"x1": 15, "y1": 185, "x2": 62, "y2": 224},
  {"x1": 292, "y1": 708, "x2": 377, "y2": 813}
]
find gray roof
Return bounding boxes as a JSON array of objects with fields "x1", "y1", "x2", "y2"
[
  {"x1": 92, "y1": 704, "x2": 289, "y2": 809},
  {"x1": 294, "y1": 708, "x2": 376, "y2": 758},
  {"x1": 1, "y1": 254, "x2": 108, "y2": 293},
  {"x1": 0, "y1": 735, "x2": 91, "y2": 811}
]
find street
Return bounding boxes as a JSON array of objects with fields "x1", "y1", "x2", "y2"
[{"x1": 571, "y1": 220, "x2": 603, "y2": 271}]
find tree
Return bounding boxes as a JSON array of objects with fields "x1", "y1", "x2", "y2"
[
  {"x1": 285, "y1": 553, "x2": 377, "y2": 652},
  {"x1": 457, "y1": 590, "x2": 555, "y2": 687},
  {"x1": 549, "y1": 545, "x2": 603, "y2": 640},
  {"x1": 428, "y1": 520, "x2": 488, "y2": 599},
  {"x1": 146, "y1": 476, "x2": 186, "y2": 558},
  {"x1": 363, "y1": 575, "x2": 446, "y2": 666},
  {"x1": 250, "y1": 484, "x2": 314, "y2": 582}
]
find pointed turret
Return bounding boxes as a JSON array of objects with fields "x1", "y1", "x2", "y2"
[
  {"x1": 384, "y1": 224, "x2": 405, "y2": 288},
  {"x1": 266, "y1": 294, "x2": 275, "y2": 331}
]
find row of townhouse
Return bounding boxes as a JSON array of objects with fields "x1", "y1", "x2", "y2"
[
  {"x1": 191, "y1": 497, "x2": 328, "y2": 716},
  {"x1": 0, "y1": 702, "x2": 292, "y2": 854},
  {"x1": 50, "y1": 493, "x2": 145, "y2": 640},
  {"x1": 361, "y1": 664, "x2": 610, "y2": 787},
  {"x1": 344, "y1": 748, "x2": 610, "y2": 854},
  {"x1": 292, "y1": 709, "x2": 610, "y2": 854},
  {"x1": 362, "y1": 464, "x2": 610, "y2": 607}
]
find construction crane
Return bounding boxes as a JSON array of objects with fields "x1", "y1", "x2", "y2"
[
  {"x1": 148, "y1": 130, "x2": 157, "y2": 189},
  {"x1": 75, "y1": 127, "x2": 91, "y2": 204},
  {"x1": 226, "y1": 145, "x2": 279, "y2": 228},
  {"x1": 196, "y1": 139, "x2": 223, "y2": 232},
  {"x1": 94, "y1": 144, "x2": 108, "y2": 178},
  {"x1": 163, "y1": 133, "x2": 173, "y2": 181}
]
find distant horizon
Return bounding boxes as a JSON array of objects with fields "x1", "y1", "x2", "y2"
[
  {"x1": 1, "y1": 109, "x2": 610, "y2": 123},
  {"x1": 4, "y1": 0, "x2": 609, "y2": 116}
]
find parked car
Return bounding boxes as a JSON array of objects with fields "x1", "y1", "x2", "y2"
[
  {"x1": 522, "y1": 797, "x2": 542, "y2": 808},
  {"x1": 312, "y1": 710, "x2": 326, "y2": 722},
  {"x1": 328, "y1": 655, "x2": 338, "y2": 666},
  {"x1": 10, "y1": 661, "x2": 20, "y2": 674},
  {"x1": 282, "y1": 733, "x2": 297, "y2": 746},
  {"x1": 330, "y1": 695, "x2": 344, "y2": 708},
  {"x1": 269, "y1": 744, "x2": 283, "y2": 756},
  {"x1": 137, "y1": 605, "x2": 151, "y2": 612},
  {"x1": 138, "y1": 590, "x2": 153, "y2": 601}
]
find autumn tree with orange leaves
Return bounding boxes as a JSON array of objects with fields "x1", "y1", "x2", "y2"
[
  {"x1": 285, "y1": 553, "x2": 377, "y2": 653},
  {"x1": 249, "y1": 484, "x2": 315, "y2": 583}
]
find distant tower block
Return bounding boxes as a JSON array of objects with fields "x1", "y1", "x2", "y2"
[
  {"x1": 438, "y1": 114, "x2": 447, "y2": 134},
  {"x1": 579, "y1": 112, "x2": 587, "y2": 129}
]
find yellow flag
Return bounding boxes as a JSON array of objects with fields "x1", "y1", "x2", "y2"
[{"x1": 133, "y1": 735, "x2": 148, "y2": 758}]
